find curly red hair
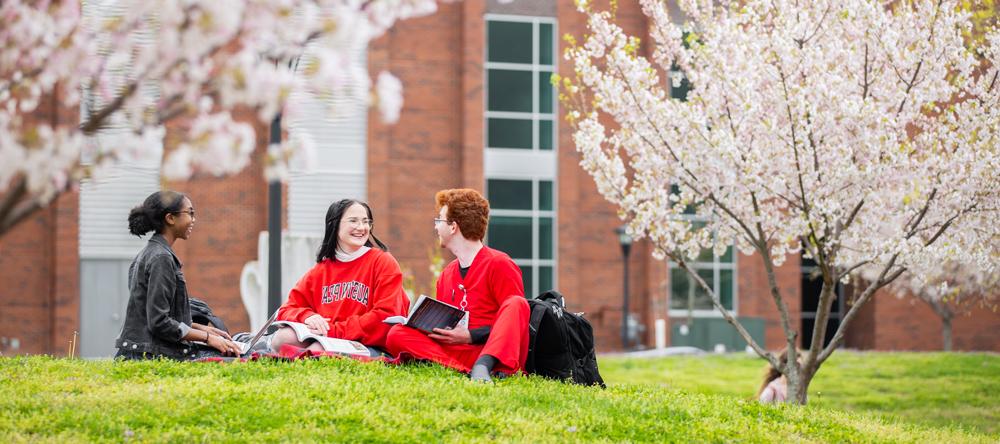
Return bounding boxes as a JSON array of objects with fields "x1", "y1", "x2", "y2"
[{"x1": 435, "y1": 188, "x2": 489, "y2": 241}]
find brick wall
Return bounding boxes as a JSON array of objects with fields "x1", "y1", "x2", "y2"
[
  {"x1": 164, "y1": 109, "x2": 271, "y2": 335},
  {"x1": 868, "y1": 289, "x2": 1000, "y2": 352},
  {"x1": 367, "y1": 1, "x2": 469, "y2": 294},
  {"x1": 0, "y1": 90, "x2": 80, "y2": 356}
]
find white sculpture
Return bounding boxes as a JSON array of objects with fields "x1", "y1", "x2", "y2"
[{"x1": 240, "y1": 231, "x2": 322, "y2": 332}]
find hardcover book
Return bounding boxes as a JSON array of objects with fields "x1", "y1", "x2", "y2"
[{"x1": 383, "y1": 295, "x2": 467, "y2": 333}]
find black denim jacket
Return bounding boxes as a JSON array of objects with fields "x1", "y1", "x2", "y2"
[{"x1": 115, "y1": 234, "x2": 198, "y2": 360}]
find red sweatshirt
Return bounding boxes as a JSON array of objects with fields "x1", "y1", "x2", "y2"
[
  {"x1": 277, "y1": 248, "x2": 409, "y2": 348},
  {"x1": 436, "y1": 246, "x2": 524, "y2": 330}
]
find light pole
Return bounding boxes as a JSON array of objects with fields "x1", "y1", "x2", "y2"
[
  {"x1": 267, "y1": 57, "x2": 301, "y2": 316},
  {"x1": 267, "y1": 112, "x2": 282, "y2": 316},
  {"x1": 615, "y1": 225, "x2": 633, "y2": 350}
]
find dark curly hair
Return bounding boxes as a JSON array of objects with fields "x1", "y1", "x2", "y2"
[
  {"x1": 435, "y1": 188, "x2": 489, "y2": 241},
  {"x1": 127, "y1": 191, "x2": 188, "y2": 237}
]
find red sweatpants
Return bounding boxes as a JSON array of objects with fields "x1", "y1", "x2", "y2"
[{"x1": 385, "y1": 296, "x2": 530, "y2": 374}]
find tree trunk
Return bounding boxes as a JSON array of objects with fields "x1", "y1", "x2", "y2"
[
  {"x1": 784, "y1": 364, "x2": 811, "y2": 405},
  {"x1": 942, "y1": 315, "x2": 953, "y2": 352}
]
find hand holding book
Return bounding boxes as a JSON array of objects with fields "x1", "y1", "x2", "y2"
[
  {"x1": 383, "y1": 295, "x2": 468, "y2": 333},
  {"x1": 427, "y1": 325, "x2": 472, "y2": 344}
]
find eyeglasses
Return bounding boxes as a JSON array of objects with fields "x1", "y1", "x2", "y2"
[
  {"x1": 433, "y1": 218, "x2": 450, "y2": 226},
  {"x1": 172, "y1": 209, "x2": 195, "y2": 218},
  {"x1": 344, "y1": 217, "x2": 373, "y2": 228}
]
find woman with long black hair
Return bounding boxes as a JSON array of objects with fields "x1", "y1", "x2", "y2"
[
  {"x1": 115, "y1": 190, "x2": 241, "y2": 360},
  {"x1": 270, "y1": 199, "x2": 410, "y2": 354}
]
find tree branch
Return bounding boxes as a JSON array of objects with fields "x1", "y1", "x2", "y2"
[
  {"x1": 0, "y1": 180, "x2": 55, "y2": 238},
  {"x1": 673, "y1": 254, "x2": 777, "y2": 368},
  {"x1": 818, "y1": 254, "x2": 903, "y2": 364}
]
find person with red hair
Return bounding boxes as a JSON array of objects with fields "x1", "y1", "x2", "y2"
[{"x1": 385, "y1": 188, "x2": 530, "y2": 382}]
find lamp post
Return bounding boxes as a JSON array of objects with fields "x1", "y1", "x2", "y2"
[
  {"x1": 267, "y1": 57, "x2": 301, "y2": 316},
  {"x1": 615, "y1": 225, "x2": 633, "y2": 350},
  {"x1": 267, "y1": 112, "x2": 283, "y2": 316}
]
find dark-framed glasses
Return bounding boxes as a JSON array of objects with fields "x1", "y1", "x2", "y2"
[{"x1": 172, "y1": 209, "x2": 195, "y2": 218}]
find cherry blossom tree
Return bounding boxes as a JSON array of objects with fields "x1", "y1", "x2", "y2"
[
  {"x1": 0, "y1": 0, "x2": 468, "y2": 237},
  {"x1": 561, "y1": 0, "x2": 999, "y2": 404}
]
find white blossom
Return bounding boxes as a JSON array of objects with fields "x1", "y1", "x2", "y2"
[{"x1": 374, "y1": 71, "x2": 404, "y2": 124}]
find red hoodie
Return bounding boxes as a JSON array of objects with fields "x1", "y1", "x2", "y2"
[{"x1": 277, "y1": 248, "x2": 409, "y2": 348}]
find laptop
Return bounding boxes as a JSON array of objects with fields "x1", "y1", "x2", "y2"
[{"x1": 236, "y1": 311, "x2": 278, "y2": 356}]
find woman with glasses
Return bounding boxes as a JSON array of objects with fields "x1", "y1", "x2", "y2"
[
  {"x1": 270, "y1": 199, "x2": 410, "y2": 355},
  {"x1": 115, "y1": 190, "x2": 242, "y2": 360}
]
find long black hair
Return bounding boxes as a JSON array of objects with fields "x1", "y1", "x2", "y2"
[
  {"x1": 127, "y1": 190, "x2": 188, "y2": 237},
  {"x1": 316, "y1": 199, "x2": 388, "y2": 262}
]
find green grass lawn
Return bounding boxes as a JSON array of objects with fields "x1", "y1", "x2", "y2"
[
  {"x1": 0, "y1": 352, "x2": 995, "y2": 442},
  {"x1": 601, "y1": 351, "x2": 1000, "y2": 437}
]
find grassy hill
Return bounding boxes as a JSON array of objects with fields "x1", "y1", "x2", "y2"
[{"x1": 0, "y1": 352, "x2": 996, "y2": 443}]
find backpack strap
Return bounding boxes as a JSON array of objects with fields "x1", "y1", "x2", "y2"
[{"x1": 525, "y1": 301, "x2": 550, "y2": 373}]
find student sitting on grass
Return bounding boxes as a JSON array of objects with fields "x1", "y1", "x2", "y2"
[
  {"x1": 385, "y1": 188, "x2": 530, "y2": 382},
  {"x1": 269, "y1": 199, "x2": 410, "y2": 356},
  {"x1": 757, "y1": 348, "x2": 800, "y2": 403},
  {"x1": 115, "y1": 191, "x2": 242, "y2": 360}
]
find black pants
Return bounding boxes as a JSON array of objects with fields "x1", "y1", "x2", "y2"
[{"x1": 114, "y1": 345, "x2": 222, "y2": 361}]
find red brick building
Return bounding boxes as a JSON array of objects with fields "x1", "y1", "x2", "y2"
[{"x1": 2, "y1": 0, "x2": 997, "y2": 357}]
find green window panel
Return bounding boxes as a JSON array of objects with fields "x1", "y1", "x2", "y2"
[
  {"x1": 520, "y1": 265, "x2": 533, "y2": 295},
  {"x1": 488, "y1": 118, "x2": 532, "y2": 149},
  {"x1": 489, "y1": 216, "x2": 533, "y2": 259},
  {"x1": 487, "y1": 179, "x2": 533, "y2": 210},
  {"x1": 720, "y1": 269, "x2": 734, "y2": 308},
  {"x1": 539, "y1": 23, "x2": 553, "y2": 65},
  {"x1": 488, "y1": 21, "x2": 533, "y2": 64},
  {"x1": 539, "y1": 266, "x2": 553, "y2": 295},
  {"x1": 488, "y1": 70, "x2": 533, "y2": 112},
  {"x1": 538, "y1": 71, "x2": 553, "y2": 114},
  {"x1": 538, "y1": 180, "x2": 553, "y2": 211},
  {"x1": 539, "y1": 119, "x2": 553, "y2": 151},
  {"x1": 539, "y1": 217, "x2": 553, "y2": 259}
]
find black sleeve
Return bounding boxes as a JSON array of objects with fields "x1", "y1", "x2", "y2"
[
  {"x1": 469, "y1": 326, "x2": 491, "y2": 345},
  {"x1": 145, "y1": 255, "x2": 184, "y2": 342}
]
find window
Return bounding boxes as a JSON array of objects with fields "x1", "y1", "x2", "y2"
[
  {"x1": 668, "y1": 241, "x2": 736, "y2": 315},
  {"x1": 485, "y1": 16, "x2": 558, "y2": 298},
  {"x1": 667, "y1": 191, "x2": 737, "y2": 315},
  {"x1": 486, "y1": 178, "x2": 555, "y2": 296},
  {"x1": 485, "y1": 18, "x2": 556, "y2": 151}
]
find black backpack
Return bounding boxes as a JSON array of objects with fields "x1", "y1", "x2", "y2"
[
  {"x1": 189, "y1": 297, "x2": 229, "y2": 333},
  {"x1": 525, "y1": 290, "x2": 606, "y2": 388}
]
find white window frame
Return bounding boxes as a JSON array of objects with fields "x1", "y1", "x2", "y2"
[{"x1": 484, "y1": 15, "x2": 558, "y2": 297}]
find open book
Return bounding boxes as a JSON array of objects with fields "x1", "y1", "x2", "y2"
[
  {"x1": 383, "y1": 294, "x2": 468, "y2": 333},
  {"x1": 272, "y1": 321, "x2": 371, "y2": 356}
]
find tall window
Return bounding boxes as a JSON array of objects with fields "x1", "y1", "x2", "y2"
[
  {"x1": 485, "y1": 16, "x2": 557, "y2": 297},
  {"x1": 667, "y1": 187, "x2": 737, "y2": 316}
]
